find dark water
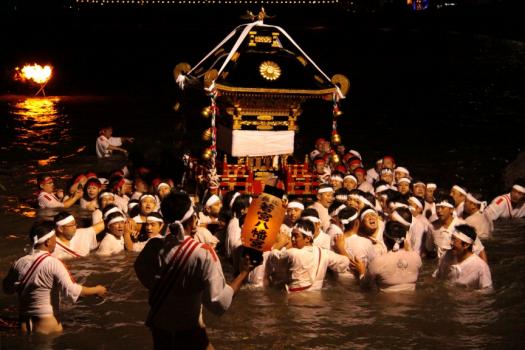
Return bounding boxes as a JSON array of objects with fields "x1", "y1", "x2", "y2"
[{"x1": 1, "y1": 7, "x2": 525, "y2": 349}]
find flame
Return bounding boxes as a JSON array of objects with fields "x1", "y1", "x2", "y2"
[{"x1": 15, "y1": 64, "x2": 53, "y2": 84}]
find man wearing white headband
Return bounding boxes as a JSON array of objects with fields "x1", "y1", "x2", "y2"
[
  {"x1": 464, "y1": 192, "x2": 492, "y2": 240},
  {"x1": 330, "y1": 172, "x2": 344, "y2": 191},
  {"x1": 406, "y1": 196, "x2": 431, "y2": 255},
  {"x1": 3, "y1": 222, "x2": 107, "y2": 335},
  {"x1": 301, "y1": 208, "x2": 331, "y2": 250},
  {"x1": 124, "y1": 212, "x2": 164, "y2": 252},
  {"x1": 450, "y1": 184, "x2": 468, "y2": 218},
  {"x1": 198, "y1": 193, "x2": 222, "y2": 226},
  {"x1": 424, "y1": 183, "x2": 438, "y2": 222},
  {"x1": 484, "y1": 178, "x2": 525, "y2": 221},
  {"x1": 52, "y1": 212, "x2": 104, "y2": 260},
  {"x1": 134, "y1": 192, "x2": 255, "y2": 349},
  {"x1": 394, "y1": 166, "x2": 410, "y2": 184},
  {"x1": 431, "y1": 195, "x2": 487, "y2": 262},
  {"x1": 434, "y1": 224, "x2": 492, "y2": 290},
  {"x1": 283, "y1": 200, "x2": 304, "y2": 230},
  {"x1": 97, "y1": 212, "x2": 128, "y2": 256},
  {"x1": 366, "y1": 159, "x2": 382, "y2": 184},
  {"x1": 351, "y1": 207, "x2": 422, "y2": 292},
  {"x1": 268, "y1": 219, "x2": 350, "y2": 292},
  {"x1": 309, "y1": 184, "x2": 334, "y2": 232}
]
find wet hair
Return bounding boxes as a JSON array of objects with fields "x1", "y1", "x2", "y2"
[
  {"x1": 54, "y1": 211, "x2": 74, "y2": 225},
  {"x1": 294, "y1": 219, "x2": 315, "y2": 242},
  {"x1": 301, "y1": 208, "x2": 320, "y2": 219},
  {"x1": 29, "y1": 221, "x2": 55, "y2": 243},
  {"x1": 231, "y1": 194, "x2": 252, "y2": 219},
  {"x1": 513, "y1": 177, "x2": 525, "y2": 188},
  {"x1": 338, "y1": 206, "x2": 358, "y2": 231},
  {"x1": 219, "y1": 191, "x2": 238, "y2": 222},
  {"x1": 128, "y1": 199, "x2": 141, "y2": 217},
  {"x1": 160, "y1": 192, "x2": 192, "y2": 225},
  {"x1": 384, "y1": 221, "x2": 408, "y2": 250},
  {"x1": 435, "y1": 194, "x2": 455, "y2": 208},
  {"x1": 101, "y1": 203, "x2": 118, "y2": 216}
]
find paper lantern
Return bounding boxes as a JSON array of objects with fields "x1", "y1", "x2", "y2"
[{"x1": 241, "y1": 188, "x2": 285, "y2": 252}]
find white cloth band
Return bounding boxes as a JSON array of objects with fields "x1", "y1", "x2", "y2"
[
  {"x1": 128, "y1": 202, "x2": 139, "y2": 209},
  {"x1": 205, "y1": 194, "x2": 221, "y2": 208},
  {"x1": 436, "y1": 201, "x2": 454, "y2": 209},
  {"x1": 293, "y1": 226, "x2": 314, "y2": 238},
  {"x1": 395, "y1": 167, "x2": 409, "y2": 175},
  {"x1": 360, "y1": 208, "x2": 376, "y2": 220},
  {"x1": 140, "y1": 194, "x2": 157, "y2": 202},
  {"x1": 331, "y1": 175, "x2": 343, "y2": 182},
  {"x1": 33, "y1": 230, "x2": 55, "y2": 246},
  {"x1": 391, "y1": 211, "x2": 411, "y2": 227},
  {"x1": 408, "y1": 197, "x2": 424, "y2": 209},
  {"x1": 331, "y1": 204, "x2": 346, "y2": 217},
  {"x1": 340, "y1": 211, "x2": 359, "y2": 225},
  {"x1": 287, "y1": 201, "x2": 304, "y2": 210},
  {"x1": 397, "y1": 177, "x2": 411, "y2": 184},
  {"x1": 99, "y1": 192, "x2": 115, "y2": 199},
  {"x1": 392, "y1": 237, "x2": 405, "y2": 252},
  {"x1": 157, "y1": 182, "x2": 170, "y2": 190},
  {"x1": 107, "y1": 216, "x2": 126, "y2": 226},
  {"x1": 390, "y1": 202, "x2": 409, "y2": 210},
  {"x1": 452, "y1": 231, "x2": 474, "y2": 244},
  {"x1": 426, "y1": 183, "x2": 437, "y2": 189},
  {"x1": 56, "y1": 215, "x2": 75, "y2": 227},
  {"x1": 343, "y1": 175, "x2": 357, "y2": 183},
  {"x1": 303, "y1": 216, "x2": 320, "y2": 224},
  {"x1": 466, "y1": 193, "x2": 487, "y2": 212},
  {"x1": 335, "y1": 195, "x2": 348, "y2": 202},
  {"x1": 375, "y1": 184, "x2": 389, "y2": 193},
  {"x1": 146, "y1": 216, "x2": 164, "y2": 223},
  {"x1": 229, "y1": 192, "x2": 240, "y2": 209},
  {"x1": 513, "y1": 184, "x2": 525, "y2": 194},
  {"x1": 104, "y1": 207, "x2": 122, "y2": 219},
  {"x1": 318, "y1": 187, "x2": 334, "y2": 194},
  {"x1": 452, "y1": 185, "x2": 467, "y2": 196}
]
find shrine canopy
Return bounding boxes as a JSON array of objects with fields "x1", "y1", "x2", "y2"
[{"x1": 178, "y1": 20, "x2": 346, "y2": 100}]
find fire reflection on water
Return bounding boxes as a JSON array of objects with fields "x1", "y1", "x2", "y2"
[{"x1": 10, "y1": 97, "x2": 71, "y2": 154}]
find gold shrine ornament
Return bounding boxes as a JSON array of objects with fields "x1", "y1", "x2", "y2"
[{"x1": 259, "y1": 61, "x2": 281, "y2": 81}]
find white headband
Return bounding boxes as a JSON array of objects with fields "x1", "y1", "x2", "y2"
[
  {"x1": 157, "y1": 182, "x2": 170, "y2": 190},
  {"x1": 340, "y1": 211, "x2": 359, "y2": 225},
  {"x1": 397, "y1": 177, "x2": 411, "y2": 184},
  {"x1": 98, "y1": 177, "x2": 109, "y2": 185},
  {"x1": 318, "y1": 187, "x2": 334, "y2": 194},
  {"x1": 335, "y1": 194, "x2": 348, "y2": 202},
  {"x1": 395, "y1": 167, "x2": 409, "y2": 175},
  {"x1": 205, "y1": 194, "x2": 221, "y2": 208},
  {"x1": 104, "y1": 207, "x2": 122, "y2": 219},
  {"x1": 390, "y1": 202, "x2": 409, "y2": 210},
  {"x1": 426, "y1": 183, "x2": 437, "y2": 189},
  {"x1": 360, "y1": 196, "x2": 375, "y2": 209},
  {"x1": 452, "y1": 230, "x2": 474, "y2": 244},
  {"x1": 229, "y1": 192, "x2": 240, "y2": 209},
  {"x1": 466, "y1": 193, "x2": 487, "y2": 212},
  {"x1": 381, "y1": 168, "x2": 393, "y2": 175},
  {"x1": 436, "y1": 201, "x2": 454, "y2": 209},
  {"x1": 140, "y1": 194, "x2": 157, "y2": 203},
  {"x1": 56, "y1": 215, "x2": 75, "y2": 227},
  {"x1": 146, "y1": 215, "x2": 164, "y2": 223},
  {"x1": 413, "y1": 181, "x2": 425, "y2": 187},
  {"x1": 349, "y1": 150, "x2": 362, "y2": 160},
  {"x1": 293, "y1": 226, "x2": 313, "y2": 238},
  {"x1": 331, "y1": 175, "x2": 343, "y2": 182},
  {"x1": 99, "y1": 192, "x2": 115, "y2": 199},
  {"x1": 360, "y1": 208, "x2": 376, "y2": 220},
  {"x1": 391, "y1": 211, "x2": 411, "y2": 227},
  {"x1": 171, "y1": 206, "x2": 196, "y2": 239},
  {"x1": 452, "y1": 185, "x2": 467, "y2": 196},
  {"x1": 331, "y1": 204, "x2": 346, "y2": 217},
  {"x1": 287, "y1": 201, "x2": 304, "y2": 210},
  {"x1": 375, "y1": 184, "x2": 389, "y2": 193},
  {"x1": 107, "y1": 216, "x2": 126, "y2": 226},
  {"x1": 33, "y1": 230, "x2": 55, "y2": 246},
  {"x1": 513, "y1": 184, "x2": 525, "y2": 194},
  {"x1": 343, "y1": 174, "x2": 357, "y2": 183},
  {"x1": 303, "y1": 216, "x2": 320, "y2": 224},
  {"x1": 128, "y1": 202, "x2": 139, "y2": 209},
  {"x1": 408, "y1": 197, "x2": 423, "y2": 209}
]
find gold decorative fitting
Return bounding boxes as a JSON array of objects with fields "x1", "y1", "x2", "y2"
[
  {"x1": 259, "y1": 61, "x2": 281, "y2": 81},
  {"x1": 331, "y1": 133, "x2": 341, "y2": 145},
  {"x1": 201, "y1": 106, "x2": 211, "y2": 118},
  {"x1": 331, "y1": 74, "x2": 350, "y2": 96},
  {"x1": 202, "y1": 128, "x2": 212, "y2": 141}
]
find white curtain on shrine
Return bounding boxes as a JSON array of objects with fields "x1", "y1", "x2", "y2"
[{"x1": 217, "y1": 126, "x2": 294, "y2": 157}]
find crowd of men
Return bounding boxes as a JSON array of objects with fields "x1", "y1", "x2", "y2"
[{"x1": 2, "y1": 129, "x2": 525, "y2": 349}]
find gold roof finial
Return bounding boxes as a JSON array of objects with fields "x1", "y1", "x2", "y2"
[{"x1": 241, "y1": 7, "x2": 274, "y2": 23}]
